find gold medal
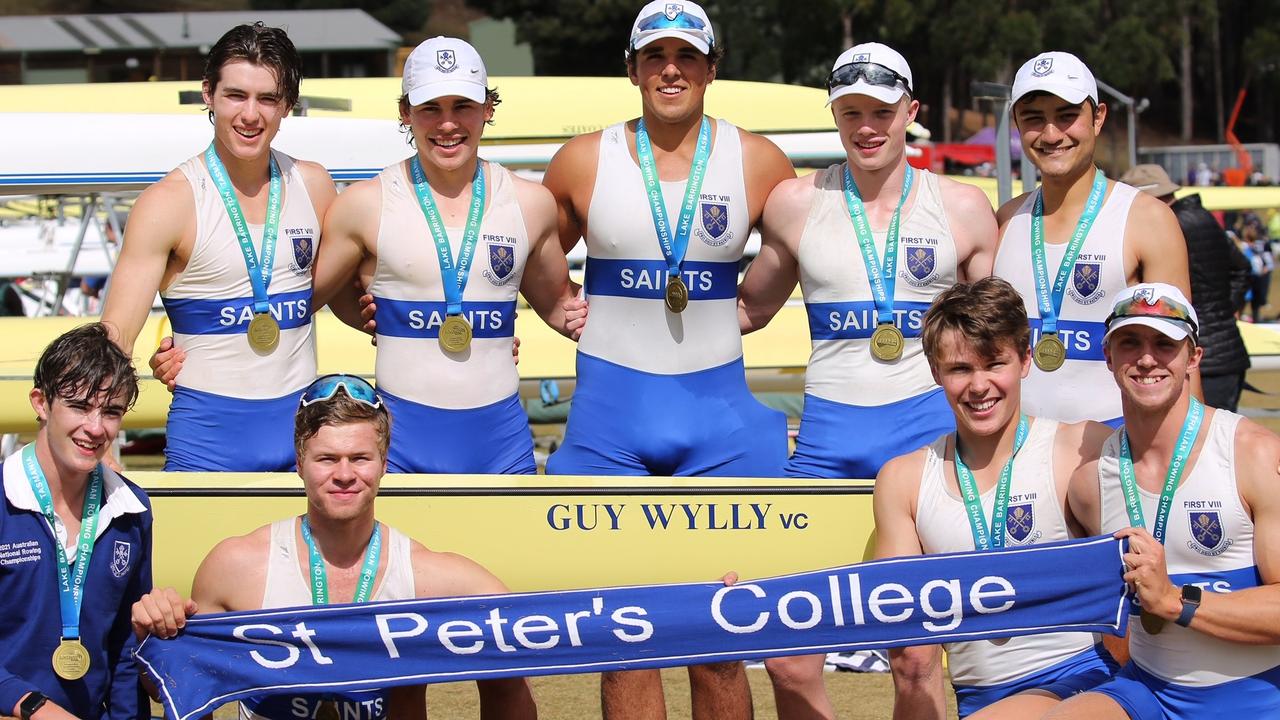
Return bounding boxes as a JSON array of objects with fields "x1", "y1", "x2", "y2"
[
  {"x1": 247, "y1": 312, "x2": 280, "y2": 353},
  {"x1": 870, "y1": 323, "x2": 905, "y2": 361},
  {"x1": 315, "y1": 700, "x2": 341, "y2": 720},
  {"x1": 439, "y1": 314, "x2": 473, "y2": 353},
  {"x1": 665, "y1": 275, "x2": 689, "y2": 314},
  {"x1": 1033, "y1": 333, "x2": 1066, "y2": 372},
  {"x1": 52, "y1": 638, "x2": 90, "y2": 680},
  {"x1": 1140, "y1": 608, "x2": 1166, "y2": 635}
]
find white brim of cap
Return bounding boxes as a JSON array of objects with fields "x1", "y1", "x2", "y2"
[
  {"x1": 1103, "y1": 316, "x2": 1195, "y2": 344},
  {"x1": 406, "y1": 80, "x2": 487, "y2": 106},
  {"x1": 632, "y1": 30, "x2": 710, "y2": 55},
  {"x1": 827, "y1": 81, "x2": 907, "y2": 106},
  {"x1": 1011, "y1": 82, "x2": 1092, "y2": 107}
]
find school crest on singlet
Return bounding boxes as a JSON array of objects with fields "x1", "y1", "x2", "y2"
[
  {"x1": 483, "y1": 234, "x2": 518, "y2": 285},
  {"x1": 1067, "y1": 254, "x2": 1106, "y2": 305},
  {"x1": 899, "y1": 236, "x2": 941, "y2": 287},
  {"x1": 1187, "y1": 509, "x2": 1231, "y2": 556},
  {"x1": 1006, "y1": 503, "x2": 1037, "y2": 544},
  {"x1": 698, "y1": 201, "x2": 731, "y2": 246},
  {"x1": 287, "y1": 228, "x2": 315, "y2": 276}
]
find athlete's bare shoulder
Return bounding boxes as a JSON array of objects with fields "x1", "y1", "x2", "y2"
[
  {"x1": 324, "y1": 175, "x2": 381, "y2": 239},
  {"x1": 191, "y1": 523, "x2": 274, "y2": 612},
  {"x1": 1233, "y1": 415, "x2": 1280, "y2": 507},
  {"x1": 996, "y1": 190, "x2": 1033, "y2": 228},
  {"x1": 736, "y1": 125, "x2": 796, "y2": 203},
  {"x1": 1065, "y1": 455, "x2": 1104, "y2": 536},
  {"x1": 129, "y1": 168, "x2": 196, "y2": 249},
  {"x1": 935, "y1": 175, "x2": 996, "y2": 218},
  {"x1": 876, "y1": 445, "x2": 930, "y2": 496},
  {"x1": 547, "y1": 131, "x2": 604, "y2": 177},
  {"x1": 508, "y1": 169, "x2": 557, "y2": 214},
  {"x1": 407, "y1": 538, "x2": 508, "y2": 599},
  {"x1": 1056, "y1": 418, "x2": 1112, "y2": 461}
]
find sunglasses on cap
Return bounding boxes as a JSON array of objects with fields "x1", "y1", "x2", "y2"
[
  {"x1": 632, "y1": 11, "x2": 714, "y2": 46},
  {"x1": 827, "y1": 62, "x2": 912, "y2": 95},
  {"x1": 299, "y1": 374, "x2": 383, "y2": 410},
  {"x1": 1105, "y1": 295, "x2": 1199, "y2": 335}
]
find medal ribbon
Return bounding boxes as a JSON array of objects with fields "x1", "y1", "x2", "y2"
[
  {"x1": 1118, "y1": 398, "x2": 1204, "y2": 544},
  {"x1": 23, "y1": 444, "x2": 103, "y2": 640},
  {"x1": 842, "y1": 164, "x2": 914, "y2": 326},
  {"x1": 300, "y1": 517, "x2": 382, "y2": 605},
  {"x1": 954, "y1": 415, "x2": 1030, "y2": 551},
  {"x1": 635, "y1": 116, "x2": 712, "y2": 283},
  {"x1": 410, "y1": 157, "x2": 486, "y2": 316},
  {"x1": 1030, "y1": 168, "x2": 1107, "y2": 336},
  {"x1": 204, "y1": 144, "x2": 283, "y2": 315}
]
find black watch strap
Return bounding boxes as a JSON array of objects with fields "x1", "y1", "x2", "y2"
[{"x1": 19, "y1": 691, "x2": 48, "y2": 720}]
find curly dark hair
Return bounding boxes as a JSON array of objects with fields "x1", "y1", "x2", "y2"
[
  {"x1": 203, "y1": 22, "x2": 303, "y2": 121},
  {"x1": 34, "y1": 322, "x2": 139, "y2": 411}
]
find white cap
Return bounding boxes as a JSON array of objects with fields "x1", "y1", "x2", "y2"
[
  {"x1": 1103, "y1": 283, "x2": 1200, "y2": 345},
  {"x1": 827, "y1": 42, "x2": 913, "y2": 106},
  {"x1": 1011, "y1": 51, "x2": 1098, "y2": 106},
  {"x1": 402, "y1": 37, "x2": 488, "y2": 106},
  {"x1": 629, "y1": 1, "x2": 715, "y2": 56}
]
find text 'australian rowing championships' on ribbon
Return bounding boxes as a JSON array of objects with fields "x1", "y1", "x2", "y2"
[{"x1": 137, "y1": 535, "x2": 1130, "y2": 720}]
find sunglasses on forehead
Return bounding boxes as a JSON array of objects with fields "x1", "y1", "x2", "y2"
[
  {"x1": 631, "y1": 10, "x2": 715, "y2": 48},
  {"x1": 827, "y1": 62, "x2": 912, "y2": 95},
  {"x1": 299, "y1": 374, "x2": 383, "y2": 410},
  {"x1": 1105, "y1": 295, "x2": 1199, "y2": 334}
]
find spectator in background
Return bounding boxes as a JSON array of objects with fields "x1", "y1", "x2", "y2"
[
  {"x1": 1121, "y1": 164, "x2": 1251, "y2": 411},
  {"x1": 1195, "y1": 162, "x2": 1214, "y2": 187},
  {"x1": 1242, "y1": 213, "x2": 1274, "y2": 323}
]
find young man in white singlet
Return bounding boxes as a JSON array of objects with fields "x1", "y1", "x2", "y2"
[
  {"x1": 993, "y1": 52, "x2": 1189, "y2": 428},
  {"x1": 873, "y1": 277, "x2": 1117, "y2": 720},
  {"x1": 1045, "y1": 283, "x2": 1280, "y2": 720},
  {"x1": 131, "y1": 375, "x2": 537, "y2": 720},
  {"x1": 310, "y1": 37, "x2": 578, "y2": 474},
  {"x1": 540, "y1": 2, "x2": 794, "y2": 717},
  {"x1": 735, "y1": 42, "x2": 997, "y2": 719},
  {"x1": 103, "y1": 23, "x2": 336, "y2": 472}
]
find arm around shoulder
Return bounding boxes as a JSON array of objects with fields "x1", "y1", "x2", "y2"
[
  {"x1": 543, "y1": 133, "x2": 600, "y2": 254},
  {"x1": 102, "y1": 174, "x2": 192, "y2": 353},
  {"x1": 738, "y1": 175, "x2": 811, "y2": 332}
]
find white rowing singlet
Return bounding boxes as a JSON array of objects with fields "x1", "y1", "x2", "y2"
[
  {"x1": 578, "y1": 119, "x2": 750, "y2": 374},
  {"x1": 994, "y1": 182, "x2": 1136, "y2": 423},
  {"x1": 164, "y1": 150, "x2": 318, "y2": 399},
  {"x1": 798, "y1": 164, "x2": 957, "y2": 406},
  {"x1": 240, "y1": 518, "x2": 415, "y2": 720},
  {"x1": 1097, "y1": 409, "x2": 1280, "y2": 687},
  {"x1": 368, "y1": 160, "x2": 528, "y2": 409},
  {"x1": 916, "y1": 418, "x2": 1097, "y2": 686}
]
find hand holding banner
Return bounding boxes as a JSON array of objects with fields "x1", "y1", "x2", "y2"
[{"x1": 138, "y1": 536, "x2": 1130, "y2": 720}]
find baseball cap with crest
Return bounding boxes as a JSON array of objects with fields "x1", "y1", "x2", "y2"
[
  {"x1": 1011, "y1": 51, "x2": 1098, "y2": 107},
  {"x1": 402, "y1": 36, "x2": 488, "y2": 106},
  {"x1": 628, "y1": 1, "x2": 716, "y2": 56},
  {"x1": 1104, "y1": 283, "x2": 1199, "y2": 345}
]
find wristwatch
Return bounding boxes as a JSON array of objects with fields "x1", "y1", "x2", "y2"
[
  {"x1": 19, "y1": 691, "x2": 48, "y2": 720},
  {"x1": 1175, "y1": 584, "x2": 1203, "y2": 627}
]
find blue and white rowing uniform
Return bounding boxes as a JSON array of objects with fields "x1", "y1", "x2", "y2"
[
  {"x1": 994, "y1": 182, "x2": 1136, "y2": 427},
  {"x1": 547, "y1": 119, "x2": 786, "y2": 477},
  {"x1": 1090, "y1": 409, "x2": 1280, "y2": 718},
  {"x1": 163, "y1": 150, "x2": 318, "y2": 471},
  {"x1": 239, "y1": 518, "x2": 415, "y2": 720},
  {"x1": 788, "y1": 164, "x2": 956, "y2": 480},
  {"x1": 370, "y1": 160, "x2": 534, "y2": 474},
  {"x1": 915, "y1": 418, "x2": 1116, "y2": 716}
]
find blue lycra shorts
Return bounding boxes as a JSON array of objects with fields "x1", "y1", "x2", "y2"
[
  {"x1": 165, "y1": 386, "x2": 301, "y2": 471},
  {"x1": 381, "y1": 390, "x2": 535, "y2": 475}
]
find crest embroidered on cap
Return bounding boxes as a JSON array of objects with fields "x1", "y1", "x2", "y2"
[
  {"x1": 437, "y1": 49, "x2": 457, "y2": 73},
  {"x1": 853, "y1": 53, "x2": 871, "y2": 63},
  {"x1": 665, "y1": 3, "x2": 683, "y2": 19},
  {"x1": 1032, "y1": 57, "x2": 1053, "y2": 76}
]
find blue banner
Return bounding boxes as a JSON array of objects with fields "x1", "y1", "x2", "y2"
[
  {"x1": 1028, "y1": 317, "x2": 1107, "y2": 361},
  {"x1": 137, "y1": 536, "x2": 1129, "y2": 720}
]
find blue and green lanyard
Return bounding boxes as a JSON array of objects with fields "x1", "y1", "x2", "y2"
[
  {"x1": 1118, "y1": 398, "x2": 1204, "y2": 544},
  {"x1": 204, "y1": 144, "x2": 282, "y2": 316},
  {"x1": 635, "y1": 117, "x2": 712, "y2": 288},
  {"x1": 955, "y1": 415, "x2": 1030, "y2": 550},
  {"x1": 842, "y1": 164, "x2": 914, "y2": 327},
  {"x1": 23, "y1": 444, "x2": 103, "y2": 644},
  {"x1": 1029, "y1": 168, "x2": 1107, "y2": 338},
  {"x1": 299, "y1": 516, "x2": 382, "y2": 605},
  {"x1": 409, "y1": 157, "x2": 486, "y2": 318}
]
